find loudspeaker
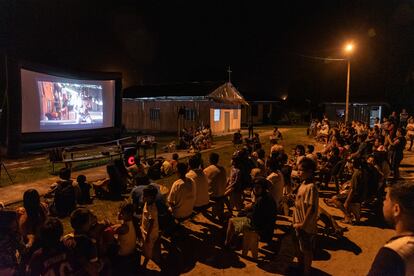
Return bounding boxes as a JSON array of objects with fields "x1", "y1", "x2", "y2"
[{"x1": 123, "y1": 147, "x2": 137, "y2": 166}]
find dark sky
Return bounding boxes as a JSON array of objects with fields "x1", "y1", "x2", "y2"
[{"x1": 2, "y1": 0, "x2": 414, "y2": 105}]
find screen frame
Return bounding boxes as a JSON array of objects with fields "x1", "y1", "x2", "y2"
[{"x1": 3, "y1": 58, "x2": 122, "y2": 156}]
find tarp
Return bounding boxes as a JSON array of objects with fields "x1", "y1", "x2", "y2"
[{"x1": 206, "y1": 82, "x2": 249, "y2": 106}]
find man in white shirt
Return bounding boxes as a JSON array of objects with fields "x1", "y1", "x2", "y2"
[
  {"x1": 186, "y1": 155, "x2": 210, "y2": 211},
  {"x1": 204, "y1": 153, "x2": 228, "y2": 218},
  {"x1": 167, "y1": 163, "x2": 195, "y2": 219}
]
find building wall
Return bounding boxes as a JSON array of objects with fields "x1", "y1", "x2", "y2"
[
  {"x1": 122, "y1": 99, "x2": 211, "y2": 133},
  {"x1": 209, "y1": 108, "x2": 241, "y2": 133},
  {"x1": 241, "y1": 103, "x2": 274, "y2": 125}
]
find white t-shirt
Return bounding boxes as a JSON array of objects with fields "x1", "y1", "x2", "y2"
[
  {"x1": 140, "y1": 202, "x2": 159, "y2": 243},
  {"x1": 168, "y1": 178, "x2": 195, "y2": 218},
  {"x1": 267, "y1": 171, "x2": 285, "y2": 206},
  {"x1": 186, "y1": 169, "x2": 210, "y2": 207},
  {"x1": 271, "y1": 144, "x2": 284, "y2": 154},
  {"x1": 293, "y1": 182, "x2": 319, "y2": 234},
  {"x1": 203, "y1": 164, "x2": 227, "y2": 198}
]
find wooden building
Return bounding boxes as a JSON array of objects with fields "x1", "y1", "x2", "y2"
[{"x1": 122, "y1": 82, "x2": 248, "y2": 134}]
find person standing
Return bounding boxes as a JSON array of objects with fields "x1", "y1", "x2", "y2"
[
  {"x1": 293, "y1": 158, "x2": 319, "y2": 276},
  {"x1": 368, "y1": 182, "x2": 414, "y2": 276},
  {"x1": 399, "y1": 109, "x2": 409, "y2": 128}
]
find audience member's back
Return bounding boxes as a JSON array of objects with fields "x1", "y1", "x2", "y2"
[
  {"x1": 53, "y1": 169, "x2": 76, "y2": 217},
  {"x1": 204, "y1": 153, "x2": 227, "y2": 198}
]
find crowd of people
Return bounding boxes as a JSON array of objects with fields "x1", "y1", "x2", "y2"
[
  {"x1": 1, "y1": 111, "x2": 414, "y2": 275},
  {"x1": 177, "y1": 125, "x2": 212, "y2": 152}
]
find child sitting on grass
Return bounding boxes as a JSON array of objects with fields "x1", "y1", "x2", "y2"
[{"x1": 77, "y1": 175, "x2": 92, "y2": 205}]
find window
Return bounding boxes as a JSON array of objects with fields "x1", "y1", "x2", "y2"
[
  {"x1": 233, "y1": 109, "x2": 239, "y2": 119},
  {"x1": 214, "y1": 109, "x2": 220, "y2": 121},
  {"x1": 185, "y1": 109, "x2": 196, "y2": 121},
  {"x1": 149, "y1": 108, "x2": 160, "y2": 121}
]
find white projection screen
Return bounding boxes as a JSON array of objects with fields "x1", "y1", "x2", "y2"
[{"x1": 21, "y1": 69, "x2": 115, "y2": 133}]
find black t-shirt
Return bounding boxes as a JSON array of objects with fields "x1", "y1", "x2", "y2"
[
  {"x1": 64, "y1": 234, "x2": 98, "y2": 266},
  {"x1": 249, "y1": 192, "x2": 277, "y2": 240},
  {"x1": 368, "y1": 247, "x2": 405, "y2": 276},
  {"x1": 27, "y1": 244, "x2": 82, "y2": 276}
]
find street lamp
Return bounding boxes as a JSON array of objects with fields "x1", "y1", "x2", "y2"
[{"x1": 344, "y1": 42, "x2": 354, "y2": 123}]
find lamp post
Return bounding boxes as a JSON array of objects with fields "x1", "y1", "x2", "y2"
[{"x1": 344, "y1": 43, "x2": 354, "y2": 123}]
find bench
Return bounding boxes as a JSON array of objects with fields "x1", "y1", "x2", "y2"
[{"x1": 51, "y1": 151, "x2": 122, "y2": 173}]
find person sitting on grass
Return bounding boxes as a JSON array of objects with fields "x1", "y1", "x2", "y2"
[
  {"x1": 27, "y1": 218, "x2": 78, "y2": 275},
  {"x1": 0, "y1": 209, "x2": 24, "y2": 276},
  {"x1": 293, "y1": 157, "x2": 319, "y2": 276},
  {"x1": 17, "y1": 189, "x2": 48, "y2": 250},
  {"x1": 161, "y1": 153, "x2": 179, "y2": 177},
  {"x1": 140, "y1": 185, "x2": 161, "y2": 269},
  {"x1": 77, "y1": 175, "x2": 92, "y2": 205},
  {"x1": 186, "y1": 155, "x2": 210, "y2": 212},
  {"x1": 167, "y1": 162, "x2": 195, "y2": 220},
  {"x1": 108, "y1": 202, "x2": 139, "y2": 273},
  {"x1": 94, "y1": 162, "x2": 124, "y2": 200},
  {"x1": 368, "y1": 182, "x2": 414, "y2": 276},
  {"x1": 224, "y1": 177, "x2": 277, "y2": 247},
  {"x1": 128, "y1": 157, "x2": 148, "y2": 186},
  {"x1": 63, "y1": 208, "x2": 102, "y2": 275},
  {"x1": 50, "y1": 168, "x2": 77, "y2": 218}
]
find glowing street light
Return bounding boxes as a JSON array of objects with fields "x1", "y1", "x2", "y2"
[
  {"x1": 343, "y1": 42, "x2": 354, "y2": 123},
  {"x1": 344, "y1": 43, "x2": 354, "y2": 53}
]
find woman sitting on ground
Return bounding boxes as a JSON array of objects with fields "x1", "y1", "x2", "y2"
[{"x1": 16, "y1": 189, "x2": 48, "y2": 250}]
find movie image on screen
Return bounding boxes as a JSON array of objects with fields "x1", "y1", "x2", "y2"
[
  {"x1": 38, "y1": 81, "x2": 103, "y2": 130},
  {"x1": 21, "y1": 68, "x2": 115, "y2": 133}
]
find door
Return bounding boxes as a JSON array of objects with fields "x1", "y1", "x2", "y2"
[{"x1": 224, "y1": 111, "x2": 230, "y2": 132}]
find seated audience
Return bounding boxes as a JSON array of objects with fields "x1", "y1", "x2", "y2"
[
  {"x1": 77, "y1": 175, "x2": 92, "y2": 205},
  {"x1": 186, "y1": 155, "x2": 210, "y2": 211},
  {"x1": 0, "y1": 209, "x2": 24, "y2": 276},
  {"x1": 50, "y1": 168, "x2": 77, "y2": 218},
  {"x1": 161, "y1": 153, "x2": 179, "y2": 176},
  {"x1": 17, "y1": 189, "x2": 48, "y2": 250},
  {"x1": 224, "y1": 177, "x2": 277, "y2": 245},
  {"x1": 63, "y1": 208, "x2": 102, "y2": 275},
  {"x1": 27, "y1": 218, "x2": 79, "y2": 275},
  {"x1": 167, "y1": 163, "x2": 195, "y2": 219}
]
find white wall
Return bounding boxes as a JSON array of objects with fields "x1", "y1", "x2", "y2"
[{"x1": 209, "y1": 108, "x2": 241, "y2": 134}]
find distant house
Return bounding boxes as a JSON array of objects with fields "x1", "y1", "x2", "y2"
[
  {"x1": 321, "y1": 102, "x2": 390, "y2": 126},
  {"x1": 122, "y1": 82, "x2": 248, "y2": 134}
]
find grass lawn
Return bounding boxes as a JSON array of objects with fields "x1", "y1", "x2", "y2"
[{"x1": 9, "y1": 126, "x2": 314, "y2": 233}]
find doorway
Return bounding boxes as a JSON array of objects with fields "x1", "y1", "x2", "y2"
[{"x1": 224, "y1": 111, "x2": 230, "y2": 132}]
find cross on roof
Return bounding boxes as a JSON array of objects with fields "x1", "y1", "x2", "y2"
[{"x1": 227, "y1": 66, "x2": 232, "y2": 83}]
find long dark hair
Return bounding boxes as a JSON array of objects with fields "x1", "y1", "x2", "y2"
[{"x1": 23, "y1": 189, "x2": 41, "y2": 219}]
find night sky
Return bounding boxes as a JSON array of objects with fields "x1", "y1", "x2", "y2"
[{"x1": 2, "y1": 0, "x2": 414, "y2": 107}]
